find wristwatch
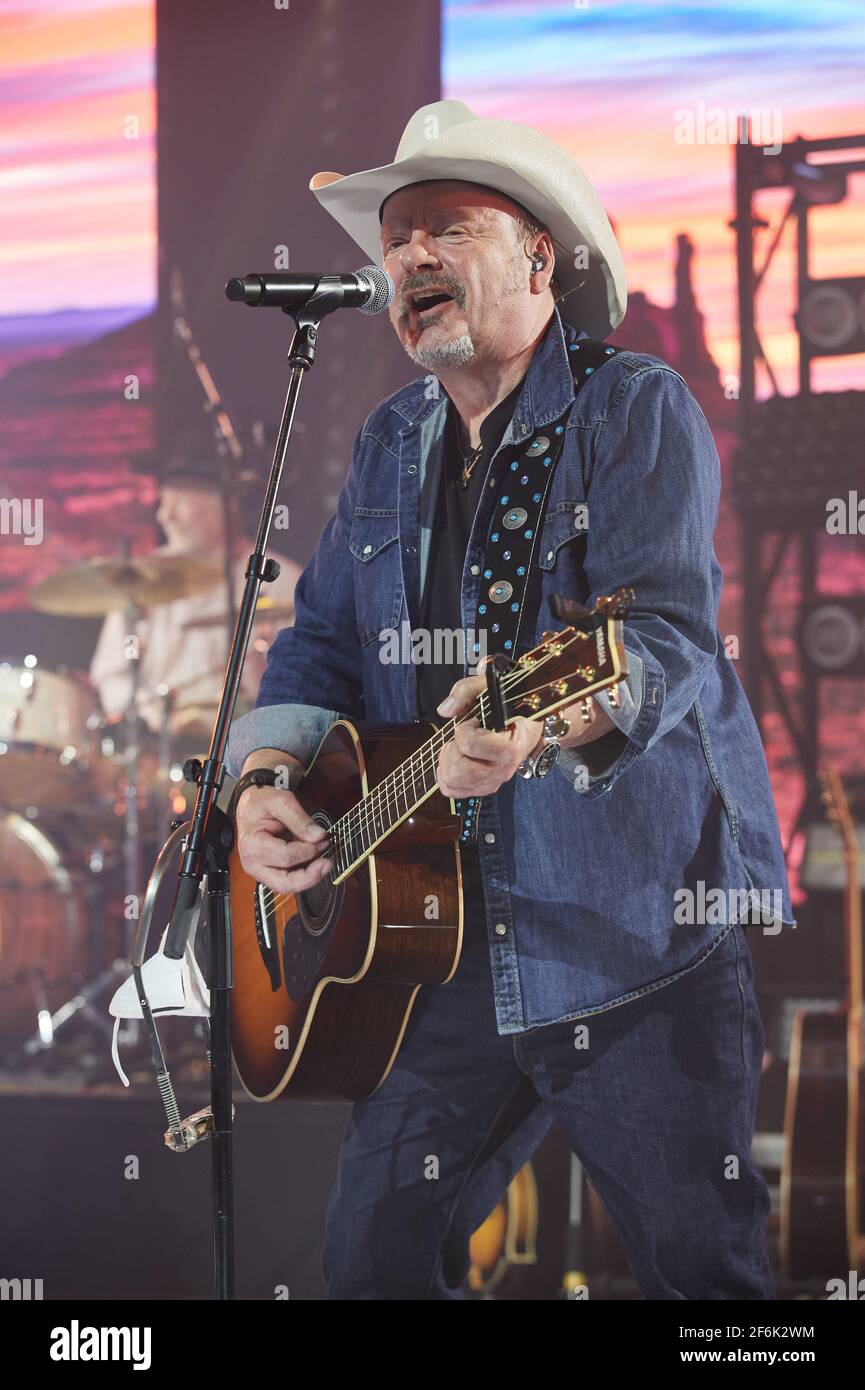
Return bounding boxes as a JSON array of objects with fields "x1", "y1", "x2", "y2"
[{"x1": 516, "y1": 712, "x2": 571, "y2": 779}]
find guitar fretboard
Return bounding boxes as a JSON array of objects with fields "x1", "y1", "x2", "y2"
[
  {"x1": 326, "y1": 708, "x2": 472, "y2": 881},
  {"x1": 323, "y1": 624, "x2": 605, "y2": 883}
]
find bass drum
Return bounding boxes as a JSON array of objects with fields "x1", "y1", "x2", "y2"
[{"x1": 0, "y1": 813, "x2": 87, "y2": 1045}]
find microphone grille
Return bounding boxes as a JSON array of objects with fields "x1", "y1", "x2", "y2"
[{"x1": 355, "y1": 264, "x2": 394, "y2": 315}]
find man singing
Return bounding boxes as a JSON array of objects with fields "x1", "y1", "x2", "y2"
[{"x1": 227, "y1": 100, "x2": 793, "y2": 1299}]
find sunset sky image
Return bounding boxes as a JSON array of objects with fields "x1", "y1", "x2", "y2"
[{"x1": 0, "y1": 0, "x2": 862, "y2": 395}]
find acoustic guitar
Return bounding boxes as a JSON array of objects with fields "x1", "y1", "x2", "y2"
[
  {"x1": 229, "y1": 590, "x2": 632, "y2": 1102},
  {"x1": 468, "y1": 1161, "x2": 539, "y2": 1296},
  {"x1": 781, "y1": 768, "x2": 864, "y2": 1277}
]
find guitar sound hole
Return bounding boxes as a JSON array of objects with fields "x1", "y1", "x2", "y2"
[
  {"x1": 280, "y1": 808, "x2": 343, "y2": 1001},
  {"x1": 297, "y1": 875, "x2": 336, "y2": 936},
  {"x1": 296, "y1": 810, "x2": 341, "y2": 938}
]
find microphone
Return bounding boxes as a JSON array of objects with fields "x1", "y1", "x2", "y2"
[{"x1": 225, "y1": 264, "x2": 393, "y2": 315}]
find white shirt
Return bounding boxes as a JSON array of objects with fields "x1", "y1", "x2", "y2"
[{"x1": 89, "y1": 549, "x2": 301, "y2": 733}]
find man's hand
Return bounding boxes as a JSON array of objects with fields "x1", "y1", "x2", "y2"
[
  {"x1": 434, "y1": 663, "x2": 619, "y2": 797},
  {"x1": 435, "y1": 672, "x2": 542, "y2": 797},
  {"x1": 235, "y1": 783, "x2": 331, "y2": 896}
]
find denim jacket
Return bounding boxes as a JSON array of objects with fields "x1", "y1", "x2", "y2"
[{"x1": 228, "y1": 307, "x2": 794, "y2": 1035}]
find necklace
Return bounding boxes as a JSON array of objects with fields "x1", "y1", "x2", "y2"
[{"x1": 457, "y1": 441, "x2": 484, "y2": 489}]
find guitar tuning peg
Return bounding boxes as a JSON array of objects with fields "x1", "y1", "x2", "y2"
[
  {"x1": 580, "y1": 697, "x2": 593, "y2": 725},
  {"x1": 606, "y1": 682, "x2": 621, "y2": 709}
]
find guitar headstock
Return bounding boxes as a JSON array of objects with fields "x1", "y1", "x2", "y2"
[
  {"x1": 819, "y1": 767, "x2": 858, "y2": 860},
  {"x1": 501, "y1": 587, "x2": 634, "y2": 723}
]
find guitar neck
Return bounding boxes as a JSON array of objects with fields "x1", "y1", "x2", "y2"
[
  {"x1": 326, "y1": 689, "x2": 513, "y2": 885},
  {"x1": 821, "y1": 769, "x2": 863, "y2": 1022},
  {"x1": 845, "y1": 836, "x2": 863, "y2": 1022},
  {"x1": 322, "y1": 598, "x2": 630, "y2": 885}
]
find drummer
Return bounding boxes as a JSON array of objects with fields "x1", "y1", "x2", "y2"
[{"x1": 89, "y1": 442, "x2": 301, "y2": 741}]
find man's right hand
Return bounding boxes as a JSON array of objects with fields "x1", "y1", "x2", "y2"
[{"x1": 235, "y1": 784, "x2": 332, "y2": 896}]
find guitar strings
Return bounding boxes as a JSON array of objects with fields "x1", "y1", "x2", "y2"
[
  {"x1": 266, "y1": 628, "x2": 605, "y2": 910},
  {"x1": 265, "y1": 672, "x2": 532, "y2": 912},
  {"x1": 281, "y1": 631, "x2": 600, "y2": 900},
  {"x1": 322, "y1": 643, "x2": 567, "y2": 869},
  {"x1": 329, "y1": 627, "x2": 596, "y2": 856}
]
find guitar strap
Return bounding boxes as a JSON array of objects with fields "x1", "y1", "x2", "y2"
[{"x1": 454, "y1": 337, "x2": 621, "y2": 845}]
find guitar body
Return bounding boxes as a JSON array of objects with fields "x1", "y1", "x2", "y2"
[
  {"x1": 781, "y1": 1007, "x2": 852, "y2": 1277},
  {"x1": 227, "y1": 593, "x2": 632, "y2": 1105},
  {"x1": 229, "y1": 719, "x2": 463, "y2": 1103},
  {"x1": 468, "y1": 1161, "x2": 539, "y2": 1296}
]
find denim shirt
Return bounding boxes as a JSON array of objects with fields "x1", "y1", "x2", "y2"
[{"x1": 228, "y1": 307, "x2": 795, "y2": 1035}]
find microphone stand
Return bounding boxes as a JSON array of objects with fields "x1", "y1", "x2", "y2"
[{"x1": 161, "y1": 295, "x2": 337, "y2": 1300}]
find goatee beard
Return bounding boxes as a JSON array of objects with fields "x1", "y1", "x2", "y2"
[{"x1": 405, "y1": 331, "x2": 476, "y2": 371}]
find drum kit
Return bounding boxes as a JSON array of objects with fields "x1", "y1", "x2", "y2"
[{"x1": 0, "y1": 552, "x2": 293, "y2": 1073}]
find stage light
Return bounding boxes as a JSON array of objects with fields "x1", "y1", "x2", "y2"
[
  {"x1": 799, "y1": 598, "x2": 865, "y2": 676},
  {"x1": 753, "y1": 148, "x2": 847, "y2": 205},
  {"x1": 798, "y1": 278, "x2": 865, "y2": 356},
  {"x1": 790, "y1": 160, "x2": 847, "y2": 206}
]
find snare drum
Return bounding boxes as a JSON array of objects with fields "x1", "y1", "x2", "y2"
[
  {"x1": 0, "y1": 812, "x2": 87, "y2": 1044},
  {"x1": 0, "y1": 659, "x2": 98, "y2": 809}
]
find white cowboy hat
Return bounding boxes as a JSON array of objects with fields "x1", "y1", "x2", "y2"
[{"x1": 309, "y1": 99, "x2": 626, "y2": 340}]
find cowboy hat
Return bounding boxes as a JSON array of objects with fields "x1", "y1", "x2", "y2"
[{"x1": 309, "y1": 99, "x2": 626, "y2": 340}]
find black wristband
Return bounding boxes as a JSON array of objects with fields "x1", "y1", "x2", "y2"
[{"x1": 231, "y1": 765, "x2": 294, "y2": 810}]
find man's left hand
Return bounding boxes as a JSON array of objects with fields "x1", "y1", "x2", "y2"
[
  {"x1": 434, "y1": 661, "x2": 619, "y2": 797},
  {"x1": 435, "y1": 672, "x2": 541, "y2": 797}
]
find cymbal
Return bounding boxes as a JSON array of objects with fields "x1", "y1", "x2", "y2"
[
  {"x1": 182, "y1": 598, "x2": 295, "y2": 632},
  {"x1": 30, "y1": 554, "x2": 224, "y2": 616}
]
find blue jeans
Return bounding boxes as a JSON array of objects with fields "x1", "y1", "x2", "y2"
[{"x1": 321, "y1": 866, "x2": 776, "y2": 1300}]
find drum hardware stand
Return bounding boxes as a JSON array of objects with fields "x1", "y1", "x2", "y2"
[
  {"x1": 559, "y1": 1153, "x2": 589, "y2": 1300},
  {"x1": 171, "y1": 269, "x2": 253, "y2": 660},
  {"x1": 152, "y1": 297, "x2": 336, "y2": 1301},
  {"x1": 10, "y1": 959, "x2": 128, "y2": 1066},
  {"x1": 155, "y1": 684, "x2": 182, "y2": 839},
  {"x1": 119, "y1": 587, "x2": 147, "y2": 1049},
  {"x1": 156, "y1": 684, "x2": 173, "y2": 784}
]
